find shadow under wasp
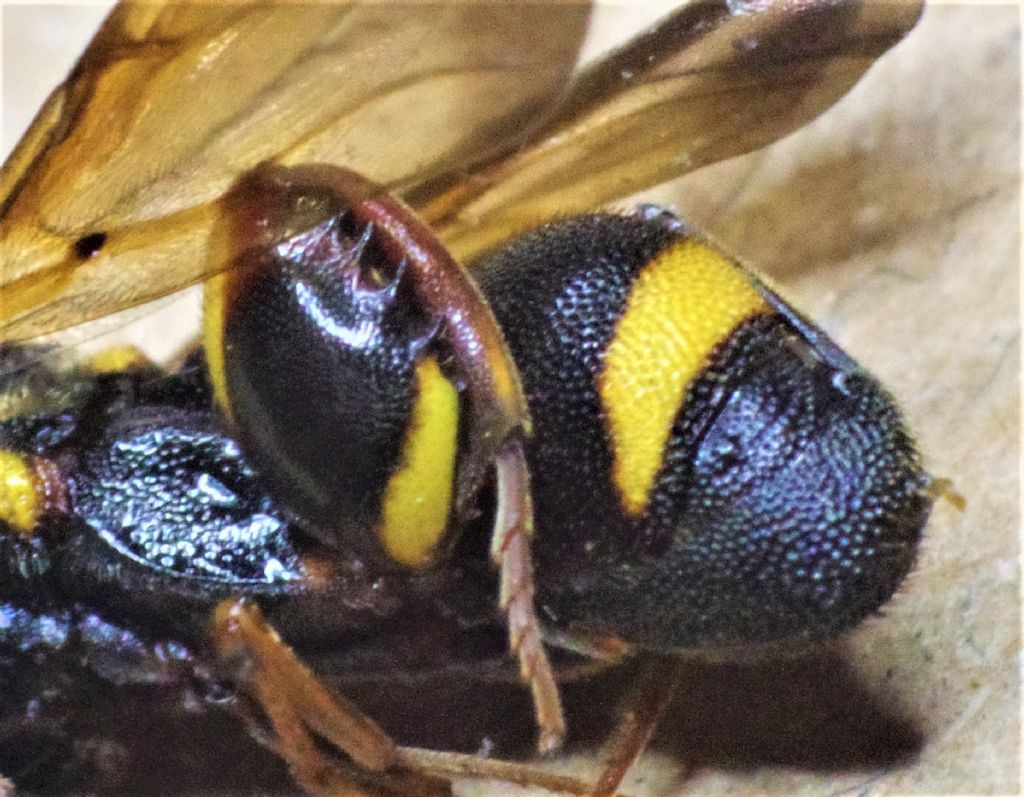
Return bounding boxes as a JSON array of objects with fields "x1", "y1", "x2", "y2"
[{"x1": 0, "y1": 2, "x2": 952, "y2": 795}]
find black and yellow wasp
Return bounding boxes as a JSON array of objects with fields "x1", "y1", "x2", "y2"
[{"x1": 0, "y1": 2, "x2": 942, "y2": 795}]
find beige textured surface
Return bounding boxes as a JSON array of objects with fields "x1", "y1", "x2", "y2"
[{"x1": 1, "y1": 4, "x2": 1019, "y2": 796}]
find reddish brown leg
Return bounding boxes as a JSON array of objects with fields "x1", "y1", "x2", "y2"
[
  {"x1": 395, "y1": 748, "x2": 614, "y2": 796},
  {"x1": 213, "y1": 599, "x2": 604, "y2": 796},
  {"x1": 493, "y1": 437, "x2": 565, "y2": 754},
  {"x1": 252, "y1": 674, "x2": 445, "y2": 797},
  {"x1": 587, "y1": 656, "x2": 688, "y2": 797},
  {"x1": 213, "y1": 599, "x2": 449, "y2": 797}
]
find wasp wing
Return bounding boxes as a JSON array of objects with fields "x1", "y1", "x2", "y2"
[
  {"x1": 0, "y1": 1, "x2": 923, "y2": 342},
  {"x1": 414, "y1": 0, "x2": 925, "y2": 260},
  {"x1": 0, "y1": 1, "x2": 591, "y2": 342}
]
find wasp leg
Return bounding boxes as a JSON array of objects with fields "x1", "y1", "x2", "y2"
[
  {"x1": 395, "y1": 748, "x2": 620, "y2": 796},
  {"x1": 213, "y1": 599, "x2": 616, "y2": 796},
  {"x1": 249, "y1": 682, "x2": 448, "y2": 797},
  {"x1": 212, "y1": 599, "x2": 449, "y2": 797},
  {"x1": 493, "y1": 437, "x2": 565, "y2": 753},
  {"x1": 586, "y1": 656, "x2": 688, "y2": 797}
]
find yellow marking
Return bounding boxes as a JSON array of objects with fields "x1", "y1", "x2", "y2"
[
  {"x1": 600, "y1": 238, "x2": 769, "y2": 515},
  {"x1": 87, "y1": 345, "x2": 151, "y2": 373},
  {"x1": 203, "y1": 275, "x2": 233, "y2": 421},
  {"x1": 378, "y1": 357, "x2": 459, "y2": 568},
  {"x1": 0, "y1": 451, "x2": 41, "y2": 535}
]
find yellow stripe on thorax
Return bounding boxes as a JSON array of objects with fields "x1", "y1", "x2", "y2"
[
  {"x1": 600, "y1": 238, "x2": 768, "y2": 516},
  {"x1": 0, "y1": 450, "x2": 42, "y2": 535},
  {"x1": 378, "y1": 357, "x2": 459, "y2": 568}
]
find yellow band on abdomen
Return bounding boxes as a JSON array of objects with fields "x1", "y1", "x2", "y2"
[
  {"x1": 599, "y1": 238, "x2": 768, "y2": 516},
  {"x1": 378, "y1": 356, "x2": 459, "y2": 568}
]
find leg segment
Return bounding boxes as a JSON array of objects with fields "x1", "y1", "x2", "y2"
[
  {"x1": 212, "y1": 599, "x2": 449, "y2": 797},
  {"x1": 587, "y1": 656, "x2": 688, "y2": 797},
  {"x1": 212, "y1": 599, "x2": 603, "y2": 796},
  {"x1": 493, "y1": 437, "x2": 565, "y2": 754}
]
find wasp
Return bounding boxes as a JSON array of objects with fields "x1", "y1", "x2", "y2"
[{"x1": 0, "y1": 2, "x2": 955, "y2": 795}]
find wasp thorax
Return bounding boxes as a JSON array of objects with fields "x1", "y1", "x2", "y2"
[{"x1": 204, "y1": 165, "x2": 458, "y2": 569}]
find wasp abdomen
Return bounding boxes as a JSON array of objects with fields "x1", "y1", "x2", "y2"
[
  {"x1": 474, "y1": 212, "x2": 931, "y2": 652},
  {"x1": 205, "y1": 166, "x2": 459, "y2": 569}
]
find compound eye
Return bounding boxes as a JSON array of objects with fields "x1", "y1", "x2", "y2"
[{"x1": 204, "y1": 164, "x2": 460, "y2": 569}]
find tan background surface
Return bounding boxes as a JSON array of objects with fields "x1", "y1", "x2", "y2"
[{"x1": 2, "y1": 3, "x2": 1020, "y2": 796}]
